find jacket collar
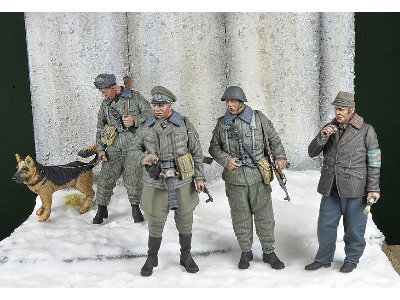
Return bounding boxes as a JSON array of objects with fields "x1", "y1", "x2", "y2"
[
  {"x1": 224, "y1": 105, "x2": 253, "y2": 124},
  {"x1": 145, "y1": 110, "x2": 183, "y2": 127},
  {"x1": 330, "y1": 113, "x2": 364, "y2": 130}
]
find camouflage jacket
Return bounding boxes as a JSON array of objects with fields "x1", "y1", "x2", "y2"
[
  {"x1": 308, "y1": 113, "x2": 381, "y2": 198},
  {"x1": 96, "y1": 87, "x2": 152, "y2": 153},
  {"x1": 132, "y1": 110, "x2": 205, "y2": 189},
  {"x1": 209, "y1": 106, "x2": 286, "y2": 186}
]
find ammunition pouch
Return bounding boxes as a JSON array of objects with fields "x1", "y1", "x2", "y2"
[
  {"x1": 176, "y1": 153, "x2": 195, "y2": 180},
  {"x1": 100, "y1": 124, "x2": 117, "y2": 146},
  {"x1": 258, "y1": 156, "x2": 274, "y2": 184}
]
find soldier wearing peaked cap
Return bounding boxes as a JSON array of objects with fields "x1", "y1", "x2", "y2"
[
  {"x1": 305, "y1": 91, "x2": 381, "y2": 273},
  {"x1": 131, "y1": 85, "x2": 205, "y2": 277},
  {"x1": 92, "y1": 73, "x2": 152, "y2": 224}
]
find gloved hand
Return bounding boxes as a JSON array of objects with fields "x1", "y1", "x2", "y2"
[{"x1": 145, "y1": 163, "x2": 161, "y2": 179}]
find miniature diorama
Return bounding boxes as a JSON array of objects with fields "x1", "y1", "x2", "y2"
[{"x1": 12, "y1": 145, "x2": 102, "y2": 221}]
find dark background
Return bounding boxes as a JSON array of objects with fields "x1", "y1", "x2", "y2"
[
  {"x1": 0, "y1": 12, "x2": 36, "y2": 241},
  {"x1": 1, "y1": 12, "x2": 399, "y2": 244},
  {"x1": 354, "y1": 12, "x2": 400, "y2": 245}
]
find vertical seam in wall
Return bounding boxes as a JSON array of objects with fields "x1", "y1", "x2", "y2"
[
  {"x1": 223, "y1": 12, "x2": 228, "y2": 87},
  {"x1": 125, "y1": 12, "x2": 131, "y2": 76},
  {"x1": 317, "y1": 12, "x2": 324, "y2": 126}
]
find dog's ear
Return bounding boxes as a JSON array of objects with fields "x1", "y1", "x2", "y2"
[
  {"x1": 25, "y1": 156, "x2": 35, "y2": 166},
  {"x1": 15, "y1": 154, "x2": 22, "y2": 163}
]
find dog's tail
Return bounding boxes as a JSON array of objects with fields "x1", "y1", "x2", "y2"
[{"x1": 78, "y1": 145, "x2": 102, "y2": 166}]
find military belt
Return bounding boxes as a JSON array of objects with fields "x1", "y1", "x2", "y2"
[{"x1": 160, "y1": 161, "x2": 176, "y2": 169}]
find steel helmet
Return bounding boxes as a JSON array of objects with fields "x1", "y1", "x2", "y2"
[{"x1": 221, "y1": 86, "x2": 247, "y2": 102}]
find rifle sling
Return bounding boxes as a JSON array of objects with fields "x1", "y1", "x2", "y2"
[
  {"x1": 255, "y1": 110, "x2": 273, "y2": 158},
  {"x1": 229, "y1": 124, "x2": 259, "y2": 164}
]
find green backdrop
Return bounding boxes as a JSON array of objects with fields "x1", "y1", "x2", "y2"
[
  {"x1": 0, "y1": 12, "x2": 36, "y2": 241},
  {"x1": 354, "y1": 12, "x2": 400, "y2": 245},
  {"x1": 1, "y1": 12, "x2": 399, "y2": 245}
]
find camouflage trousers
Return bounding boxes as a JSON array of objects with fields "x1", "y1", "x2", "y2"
[
  {"x1": 95, "y1": 150, "x2": 143, "y2": 206},
  {"x1": 225, "y1": 181, "x2": 275, "y2": 253},
  {"x1": 141, "y1": 182, "x2": 199, "y2": 237}
]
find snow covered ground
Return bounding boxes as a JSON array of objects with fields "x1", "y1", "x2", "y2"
[{"x1": 0, "y1": 170, "x2": 399, "y2": 294}]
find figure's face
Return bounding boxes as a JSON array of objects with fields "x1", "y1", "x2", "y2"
[
  {"x1": 225, "y1": 99, "x2": 243, "y2": 115},
  {"x1": 152, "y1": 103, "x2": 173, "y2": 119},
  {"x1": 334, "y1": 106, "x2": 354, "y2": 124},
  {"x1": 99, "y1": 85, "x2": 118, "y2": 100}
]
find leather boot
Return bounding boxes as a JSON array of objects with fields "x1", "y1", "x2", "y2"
[
  {"x1": 140, "y1": 236, "x2": 162, "y2": 277},
  {"x1": 238, "y1": 250, "x2": 253, "y2": 269},
  {"x1": 262, "y1": 252, "x2": 285, "y2": 270},
  {"x1": 179, "y1": 233, "x2": 199, "y2": 273},
  {"x1": 92, "y1": 204, "x2": 108, "y2": 224},
  {"x1": 131, "y1": 204, "x2": 145, "y2": 223}
]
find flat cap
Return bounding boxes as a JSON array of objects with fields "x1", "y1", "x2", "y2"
[
  {"x1": 331, "y1": 91, "x2": 355, "y2": 108},
  {"x1": 151, "y1": 86, "x2": 177, "y2": 104},
  {"x1": 93, "y1": 74, "x2": 116, "y2": 89}
]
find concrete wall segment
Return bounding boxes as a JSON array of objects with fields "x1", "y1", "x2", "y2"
[
  {"x1": 225, "y1": 12, "x2": 321, "y2": 169},
  {"x1": 23, "y1": 12, "x2": 355, "y2": 182},
  {"x1": 25, "y1": 12, "x2": 128, "y2": 165}
]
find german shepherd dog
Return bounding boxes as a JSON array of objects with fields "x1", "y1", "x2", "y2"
[{"x1": 12, "y1": 145, "x2": 101, "y2": 222}]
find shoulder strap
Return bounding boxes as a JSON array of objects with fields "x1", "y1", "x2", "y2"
[
  {"x1": 255, "y1": 110, "x2": 272, "y2": 155},
  {"x1": 153, "y1": 128, "x2": 178, "y2": 161},
  {"x1": 183, "y1": 116, "x2": 192, "y2": 150}
]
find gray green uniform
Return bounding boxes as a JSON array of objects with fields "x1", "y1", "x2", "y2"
[
  {"x1": 95, "y1": 86, "x2": 152, "y2": 206},
  {"x1": 209, "y1": 105, "x2": 286, "y2": 253},
  {"x1": 132, "y1": 110, "x2": 205, "y2": 237}
]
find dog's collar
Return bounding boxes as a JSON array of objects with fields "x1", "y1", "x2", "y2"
[{"x1": 27, "y1": 167, "x2": 46, "y2": 187}]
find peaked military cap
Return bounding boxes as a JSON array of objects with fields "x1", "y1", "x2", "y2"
[
  {"x1": 331, "y1": 91, "x2": 355, "y2": 108},
  {"x1": 93, "y1": 74, "x2": 116, "y2": 89},
  {"x1": 151, "y1": 86, "x2": 177, "y2": 104}
]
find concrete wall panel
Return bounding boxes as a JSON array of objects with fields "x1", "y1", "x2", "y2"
[
  {"x1": 25, "y1": 12, "x2": 127, "y2": 163},
  {"x1": 23, "y1": 12, "x2": 355, "y2": 182}
]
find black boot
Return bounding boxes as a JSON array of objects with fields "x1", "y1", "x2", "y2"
[
  {"x1": 92, "y1": 204, "x2": 108, "y2": 224},
  {"x1": 263, "y1": 252, "x2": 285, "y2": 270},
  {"x1": 140, "y1": 236, "x2": 162, "y2": 277},
  {"x1": 238, "y1": 250, "x2": 253, "y2": 269},
  {"x1": 131, "y1": 204, "x2": 145, "y2": 223},
  {"x1": 179, "y1": 233, "x2": 199, "y2": 273}
]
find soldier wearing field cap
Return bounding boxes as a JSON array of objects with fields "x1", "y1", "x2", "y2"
[
  {"x1": 131, "y1": 86, "x2": 205, "y2": 277},
  {"x1": 92, "y1": 73, "x2": 152, "y2": 224},
  {"x1": 306, "y1": 91, "x2": 381, "y2": 273}
]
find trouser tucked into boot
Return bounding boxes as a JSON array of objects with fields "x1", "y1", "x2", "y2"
[
  {"x1": 140, "y1": 236, "x2": 162, "y2": 277},
  {"x1": 131, "y1": 204, "x2": 145, "y2": 223},
  {"x1": 92, "y1": 204, "x2": 108, "y2": 224},
  {"x1": 179, "y1": 233, "x2": 199, "y2": 273}
]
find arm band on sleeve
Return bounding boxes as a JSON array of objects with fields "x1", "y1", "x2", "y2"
[{"x1": 367, "y1": 149, "x2": 381, "y2": 167}]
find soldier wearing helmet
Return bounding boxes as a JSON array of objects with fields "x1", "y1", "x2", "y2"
[{"x1": 209, "y1": 85, "x2": 288, "y2": 270}]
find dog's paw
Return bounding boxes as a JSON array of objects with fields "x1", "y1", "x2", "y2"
[{"x1": 39, "y1": 214, "x2": 50, "y2": 222}]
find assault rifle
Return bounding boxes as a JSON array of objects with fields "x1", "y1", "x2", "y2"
[
  {"x1": 265, "y1": 150, "x2": 290, "y2": 202},
  {"x1": 227, "y1": 123, "x2": 290, "y2": 202},
  {"x1": 107, "y1": 76, "x2": 137, "y2": 134}
]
